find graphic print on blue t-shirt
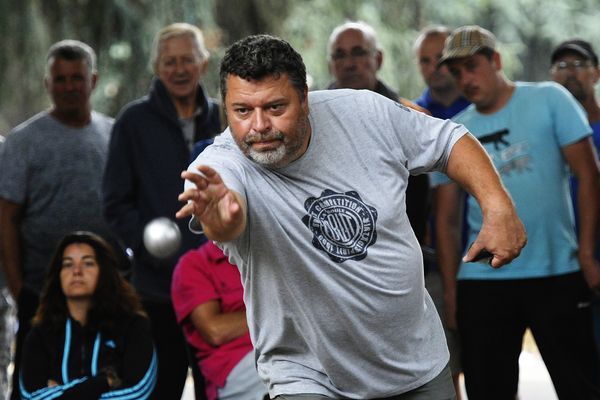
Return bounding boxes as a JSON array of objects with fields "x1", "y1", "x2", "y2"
[
  {"x1": 302, "y1": 189, "x2": 378, "y2": 263},
  {"x1": 478, "y1": 128, "x2": 532, "y2": 177},
  {"x1": 479, "y1": 128, "x2": 510, "y2": 150}
]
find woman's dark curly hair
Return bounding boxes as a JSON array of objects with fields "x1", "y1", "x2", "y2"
[{"x1": 33, "y1": 231, "x2": 146, "y2": 333}]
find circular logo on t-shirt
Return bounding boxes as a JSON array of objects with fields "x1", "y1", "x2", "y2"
[{"x1": 302, "y1": 189, "x2": 378, "y2": 263}]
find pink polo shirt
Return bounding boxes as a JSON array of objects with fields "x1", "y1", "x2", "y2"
[{"x1": 171, "y1": 241, "x2": 253, "y2": 400}]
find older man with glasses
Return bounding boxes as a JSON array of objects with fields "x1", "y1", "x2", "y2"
[
  {"x1": 551, "y1": 39, "x2": 600, "y2": 148},
  {"x1": 551, "y1": 39, "x2": 600, "y2": 360},
  {"x1": 326, "y1": 20, "x2": 431, "y2": 248}
]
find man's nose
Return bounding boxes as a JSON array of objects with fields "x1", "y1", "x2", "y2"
[
  {"x1": 175, "y1": 59, "x2": 187, "y2": 74},
  {"x1": 64, "y1": 79, "x2": 76, "y2": 91},
  {"x1": 564, "y1": 66, "x2": 578, "y2": 77},
  {"x1": 340, "y1": 57, "x2": 357, "y2": 70},
  {"x1": 456, "y1": 70, "x2": 471, "y2": 87},
  {"x1": 251, "y1": 109, "x2": 271, "y2": 133}
]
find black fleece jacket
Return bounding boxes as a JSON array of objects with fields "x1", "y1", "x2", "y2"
[
  {"x1": 103, "y1": 79, "x2": 222, "y2": 301},
  {"x1": 20, "y1": 315, "x2": 156, "y2": 399}
]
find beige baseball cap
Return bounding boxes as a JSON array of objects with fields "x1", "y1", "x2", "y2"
[{"x1": 438, "y1": 25, "x2": 496, "y2": 65}]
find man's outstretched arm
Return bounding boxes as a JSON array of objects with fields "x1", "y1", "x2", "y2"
[
  {"x1": 176, "y1": 165, "x2": 246, "y2": 242},
  {"x1": 445, "y1": 133, "x2": 527, "y2": 268}
]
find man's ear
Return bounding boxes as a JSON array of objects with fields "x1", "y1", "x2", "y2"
[
  {"x1": 199, "y1": 59, "x2": 209, "y2": 76},
  {"x1": 90, "y1": 72, "x2": 98, "y2": 90},
  {"x1": 492, "y1": 51, "x2": 502, "y2": 71},
  {"x1": 593, "y1": 66, "x2": 600, "y2": 85},
  {"x1": 328, "y1": 56, "x2": 335, "y2": 77},
  {"x1": 375, "y1": 50, "x2": 383, "y2": 71},
  {"x1": 301, "y1": 85, "x2": 309, "y2": 114}
]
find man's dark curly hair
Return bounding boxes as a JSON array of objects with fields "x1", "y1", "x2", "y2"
[
  {"x1": 219, "y1": 34, "x2": 307, "y2": 103},
  {"x1": 33, "y1": 231, "x2": 146, "y2": 334}
]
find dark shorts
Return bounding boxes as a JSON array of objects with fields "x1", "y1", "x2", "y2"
[
  {"x1": 274, "y1": 362, "x2": 456, "y2": 400},
  {"x1": 457, "y1": 271, "x2": 600, "y2": 400}
]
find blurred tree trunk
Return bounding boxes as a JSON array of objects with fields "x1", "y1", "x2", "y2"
[
  {"x1": 214, "y1": 0, "x2": 291, "y2": 45},
  {"x1": 0, "y1": 1, "x2": 49, "y2": 131}
]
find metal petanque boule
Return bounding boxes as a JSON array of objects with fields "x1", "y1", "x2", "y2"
[{"x1": 143, "y1": 217, "x2": 182, "y2": 259}]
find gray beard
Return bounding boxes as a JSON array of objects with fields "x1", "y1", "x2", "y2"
[{"x1": 246, "y1": 144, "x2": 287, "y2": 167}]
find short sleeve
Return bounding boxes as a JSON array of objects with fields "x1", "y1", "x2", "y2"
[
  {"x1": 362, "y1": 92, "x2": 469, "y2": 175},
  {"x1": 547, "y1": 83, "x2": 592, "y2": 147},
  {"x1": 0, "y1": 131, "x2": 29, "y2": 203}
]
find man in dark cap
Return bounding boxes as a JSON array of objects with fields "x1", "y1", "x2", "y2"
[
  {"x1": 551, "y1": 39, "x2": 600, "y2": 138},
  {"x1": 551, "y1": 39, "x2": 600, "y2": 359}
]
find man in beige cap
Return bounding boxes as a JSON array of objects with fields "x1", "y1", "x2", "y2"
[{"x1": 433, "y1": 25, "x2": 600, "y2": 399}]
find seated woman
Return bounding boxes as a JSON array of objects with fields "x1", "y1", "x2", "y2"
[{"x1": 19, "y1": 231, "x2": 157, "y2": 399}]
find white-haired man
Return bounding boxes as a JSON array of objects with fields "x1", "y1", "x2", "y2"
[{"x1": 103, "y1": 23, "x2": 222, "y2": 399}]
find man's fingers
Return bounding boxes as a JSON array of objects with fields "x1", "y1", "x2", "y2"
[
  {"x1": 175, "y1": 201, "x2": 197, "y2": 219},
  {"x1": 218, "y1": 192, "x2": 241, "y2": 224},
  {"x1": 178, "y1": 187, "x2": 200, "y2": 203},
  {"x1": 181, "y1": 170, "x2": 207, "y2": 187},
  {"x1": 196, "y1": 164, "x2": 217, "y2": 176},
  {"x1": 462, "y1": 241, "x2": 487, "y2": 263},
  {"x1": 197, "y1": 165, "x2": 227, "y2": 186},
  {"x1": 463, "y1": 240, "x2": 516, "y2": 268}
]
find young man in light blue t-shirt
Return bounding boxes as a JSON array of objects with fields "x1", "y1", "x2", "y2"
[{"x1": 436, "y1": 25, "x2": 600, "y2": 399}]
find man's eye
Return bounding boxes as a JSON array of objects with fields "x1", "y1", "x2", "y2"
[
  {"x1": 235, "y1": 108, "x2": 249, "y2": 115},
  {"x1": 465, "y1": 61, "x2": 477, "y2": 71}
]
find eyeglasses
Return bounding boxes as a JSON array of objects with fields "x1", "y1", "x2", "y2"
[
  {"x1": 331, "y1": 47, "x2": 374, "y2": 62},
  {"x1": 551, "y1": 60, "x2": 594, "y2": 73}
]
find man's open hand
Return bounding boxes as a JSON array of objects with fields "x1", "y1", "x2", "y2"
[{"x1": 176, "y1": 165, "x2": 246, "y2": 242}]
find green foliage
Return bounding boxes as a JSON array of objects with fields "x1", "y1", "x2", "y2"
[{"x1": 2, "y1": 0, "x2": 600, "y2": 132}]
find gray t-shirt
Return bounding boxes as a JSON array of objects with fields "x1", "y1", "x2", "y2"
[
  {"x1": 0, "y1": 111, "x2": 113, "y2": 294},
  {"x1": 188, "y1": 89, "x2": 468, "y2": 398}
]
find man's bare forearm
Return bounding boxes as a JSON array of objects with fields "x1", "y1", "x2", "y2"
[
  {"x1": 445, "y1": 134, "x2": 526, "y2": 266},
  {"x1": 446, "y1": 134, "x2": 512, "y2": 212},
  {"x1": 562, "y1": 138, "x2": 600, "y2": 290},
  {"x1": 434, "y1": 183, "x2": 463, "y2": 294}
]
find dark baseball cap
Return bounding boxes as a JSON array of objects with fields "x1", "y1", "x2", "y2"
[{"x1": 551, "y1": 39, "x2": 598, "y2": 67}]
